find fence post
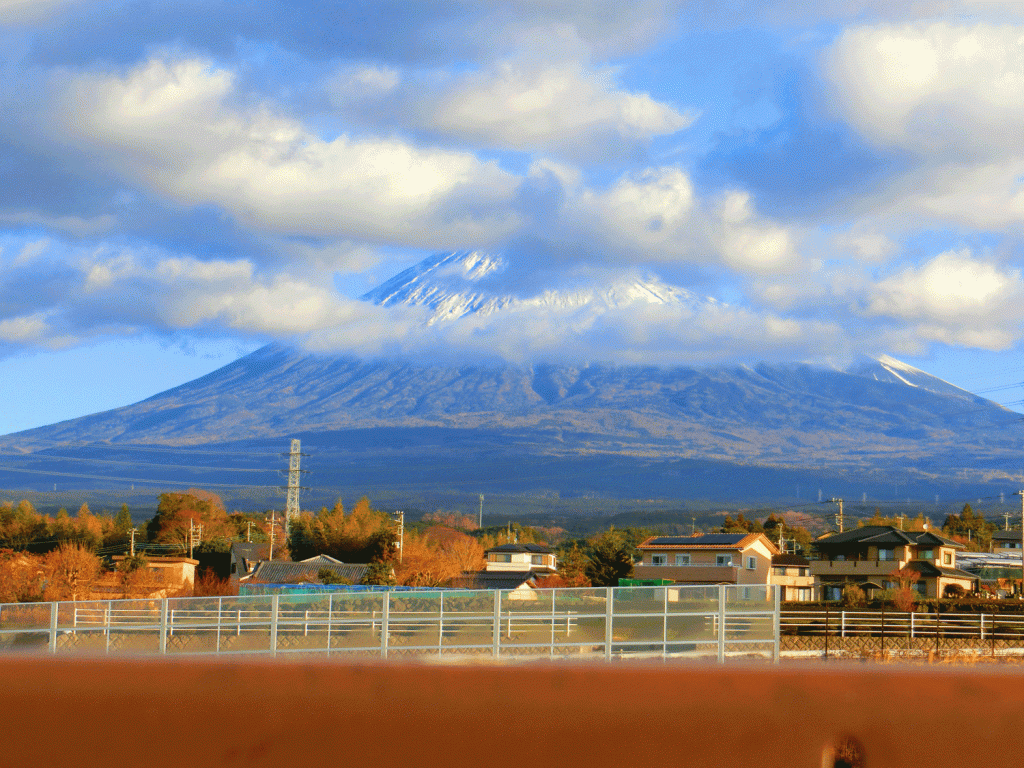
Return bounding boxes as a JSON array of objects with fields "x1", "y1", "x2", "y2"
[
  {"x1": 216, "y1": 597, "x2": 222, "y2": 653},
  {"x1": 880, "y1": 603, "x2": 886, "y2": 656},
  {"x1": 380, "y1": 592, "x2": 389, "y2": 659},
  {"x1": 159, "y1": 599, "x2": 168, "y2": 655},
  {"x1": 911, "y1": 611, "x2": 915, "y2": 639},
  {"x1": 492, "y1": 590, "x2": 501, "y2": 659},
  {"x1": 49, "y1": 601, "x2": 58, "y2": 654},
  {"x1": 438, "y1": 591, "x2": 444, "y2": 656},
  {"x1": 824, "y1": 602, "x2": 830, "y2": 661},
  {"x1": 935, "y1": 603, "x2": 940, "y2": 656},
  {"x1": 549, "y1": 590, "x2": 556, "y2": 660},
  {"x1": 772, "y1": 585, "x2": 780, "y2": 663},
  {"x1": 717, "y1": 585, "x2": 726, "y2": 663},
  {"x1": 604, "y1": 587, "x2": 614, "y2": 661},
  {"x1": 270, "y1": 594, "x2": 279, "y2": 658},
  {"x1": 663, "y1": 586, "x2": 669, "y2": 660},
  {"x1": 104, "y1": 601, "x2": 111, "y2": 655},
  {"x1": 326, "y1": 593, "x2": 333, "y2": 656}
]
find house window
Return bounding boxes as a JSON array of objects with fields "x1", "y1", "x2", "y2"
[
  {"x1": 799, "y1": 568, "x2": 809, "y2": 577},
  {"x1": 716, "y1": 554, "x2": 733, "y2": 567},
  {"x1": 772, "y1": 566, "x2": 786, "y2": 575},
  {"x1": 943, "y1": 552, "x2": 952, "y2": 565},
  {"x1": 918, "y1": 549, "x2": 933, "y2": 560},
  {"x1": 491, "y1": 553, "x2": 512, "y2": 563},
  {"x1": 746, "y1": 556, "x2": 756, "y2": 570},
  {"x1": 675, "y1": 554, "x2": 690, "y2": 566},
  {"x1": 796, "y1": 588, "x2": 812, "y2": 601},
  {"x1": 530, "y1": 555, "x2": 545, "y2": 565},
  {"x1": 652, "y1": 554, "x2": 667, "y2": 566},
  {"x1": 878, "y1": 548, "x2": 894, "y2": 561},
  {"x1": 834, "y1": 554, "x2": 846, "y2": 561}
]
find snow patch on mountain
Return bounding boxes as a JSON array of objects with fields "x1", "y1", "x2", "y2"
[{"x1": 361, "y1": 250, "x2": 716, "y2": 325}]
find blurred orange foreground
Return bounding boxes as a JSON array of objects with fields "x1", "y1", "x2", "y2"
[{"x1": 1, "y1": 657, "x2": 1021, "y2": 768}]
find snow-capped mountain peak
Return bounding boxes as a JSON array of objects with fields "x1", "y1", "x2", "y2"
[{"x1": 361, "y1": 250, "x2": 714, "y2": 324}]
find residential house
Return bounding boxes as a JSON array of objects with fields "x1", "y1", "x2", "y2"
[
  {"x1": 452, "y1": 544, "x2": 558, "y2": 592},
  {"x1": 108, "y1": 555, "x2": 199, "y2": 597},
  {"x1": 771, "y1": 554, "x2": 817, "y2": 601},
  {"x1": 230, "y1": 542, "x2": 270, "y2": 580},
  {"x1": 992, "y1": 530, "x2": 1023, "y2": 556},
  {"x1": 484, "y1": 543, "x2": 558, "y2": 574},
  {"x1": 811, "y1": 526, "x2": 978, "y2": 599},
  {"x1": 633, "y1": 533, "x2": 781, "y2": 589}
]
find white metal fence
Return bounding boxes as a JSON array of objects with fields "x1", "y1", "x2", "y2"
[{"x1": 0, "y1": 585, "x2": 780, "y2": 662}]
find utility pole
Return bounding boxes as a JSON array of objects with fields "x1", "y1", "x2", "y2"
[
  {"x1": 897, "y1": 513, "x2": 905, "y2": 531},
  {"x1": 129, "y1": 528, "x2": 136, "y2": 558},
  {"x1": 269, "y1": 510, "x2": 276, "y2": 561},
  {"x1": 831, "y1": 498, "x2": 844, "y2": 533},
  {"x1": 478, "y1": 494, "x2": 484, "y2": 529},
  {"x1": 691, "y1": 516, "x2": 697, "y2": 536},
  {"x1": 188, "y1": 519, "x2": 195, "y2": 559},
  {"x1": 283, "y1": 439, "x2": 307, "y2": 534},
  {"x1": 392, "y1": 510, "x2": 404, "y2": 564},
  {"x1": 247, "y1": 521, "x2": 253, "y2": 543},
  {"x1": 1004, "y1": 512, "x2": 1012, "y2": 531},
  {"x1": 1016, "y1": 491, "x2": 1024, "y2": 596}
]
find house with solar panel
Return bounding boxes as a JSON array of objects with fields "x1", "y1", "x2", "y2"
[{"x1": 633, "y1": 533, "x2": 808, "y2": 594}]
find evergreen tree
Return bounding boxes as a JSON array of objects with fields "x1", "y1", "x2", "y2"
[{"x1": 585, "y1": 528, "x2": 635, "y2": 586}]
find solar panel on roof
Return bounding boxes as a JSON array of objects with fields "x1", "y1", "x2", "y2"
[{"x1": 648, "y1": 534, "x2": 747, "y2": 545}]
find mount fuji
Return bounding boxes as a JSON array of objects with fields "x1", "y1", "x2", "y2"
[
  {"x1": 2, "y1": 250, "x2": 1023, "y2": 503},
  {"x1": 360, "y1": 250, "x2": 715, "y2": 324}
]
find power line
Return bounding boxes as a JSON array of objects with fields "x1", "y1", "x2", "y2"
[
  {"x1": 1, "y1": 454, "x2": 278, "y2": 473},
  {"x1": 0, "y1": 465, "x2": 282, "y2": 489}
]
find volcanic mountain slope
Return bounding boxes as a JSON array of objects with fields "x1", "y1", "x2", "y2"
[
  {"x1": 2, "y1": 342, "x2": 1020, "y2": 474},
  {"x1": 2, "y1": 250, "x2": 1023, "y2": 498}
]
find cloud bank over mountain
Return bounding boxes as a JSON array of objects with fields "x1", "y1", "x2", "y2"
[{"x1": 2, "y1": 0, "x2": 1024, "y2": 374}]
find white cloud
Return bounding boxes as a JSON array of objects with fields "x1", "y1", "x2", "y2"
[
  {"x1": 864, "y1": 249, "x2": 1024, "y2": 348},
  {"x1": 52, "y1": 58, "x2": 522, "y2": 248},
  {"x1": 829, "y1": 22, "x2": 1024, "y2": 158},
  {"x1": 413, "y1": 59, "x2": 694, "y2": 159},
  {"x1": 827, "y1": 22, "x2": 1024, "y2": 229},
  {"x1": 563, "y1": 168, "x2": 803, "y2": 275}
]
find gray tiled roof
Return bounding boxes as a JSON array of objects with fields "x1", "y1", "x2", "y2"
[
  {"x1": 450, "y1": 571, "x2": 540, "y2": 590},
  {"x1": 245, "y1": 559, "x2": 368, "y2": 585},
  {"x1": 815, "y1": 526, "x2": 961, "y2": 549}
]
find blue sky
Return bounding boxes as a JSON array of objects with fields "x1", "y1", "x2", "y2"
[{"x1": 3, "y1": 0, "x2": 1024, "y2": 434}]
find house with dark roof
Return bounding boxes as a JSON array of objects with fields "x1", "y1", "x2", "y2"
[
  {"x1": 484, "y1": 543, "x2": 557, "y2": 575},
  {"x1": 633, "y1": 533, "x2": 781, "y2": 588},
  {"x1": 230, "y1": 542, "x2": 270, "y2": 579},
  {"x1": 241, "y1": 555, "x2": 369, "y2": 586},
  {"x1": 992, "y1": 529, "x2": 1023, "y2": 556},
  {"x1": 451, "y1": 543, "x2": 557, "y2": 592},
  {"x1": 811, "y1": 526, "x2": 978, "y2": 600},
  {"x1": 449, "y1": 571, "x2": 542, "y2": 591}
]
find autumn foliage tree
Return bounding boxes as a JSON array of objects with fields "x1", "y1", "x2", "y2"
[
  {"x1": 288, "y1": 497, "x2": 395, "y2": 562},
  {"x1": 394, "y1": 525, "x2": 485, "y2": 587},
  {"x1": 0, "y1": 549, "x2": 46, "y2": 603},
  {"x1": 146, "y1": 490, "x2": 234, "y2": 553},
  {"x1": 44, "y1": 543, "x2": 102, "y2": 601}
]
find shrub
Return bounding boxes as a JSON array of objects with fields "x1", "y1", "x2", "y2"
[{"x1": 841, "y1": 584, "x2": 866, "y2": 608}]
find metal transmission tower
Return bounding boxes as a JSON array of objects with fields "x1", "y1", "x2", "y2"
[{"x1": 283, "y1": 439, "x2": 308, "y2": 531}]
